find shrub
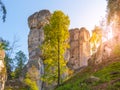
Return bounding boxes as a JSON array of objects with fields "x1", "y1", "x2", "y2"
[
  {"x1": 24, "y1": 77, "x2": 38, "y2": 90},
  {"x1": 24, "y1": 65, "x2": 39, "y2": 90}
]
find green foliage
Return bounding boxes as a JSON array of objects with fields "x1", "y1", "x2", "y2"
[
  {"x1": 4, "y1": 50, "x2": 27, "y2": 79},
  {"x1": 10, "y1": 71, "x2": 16, "y2": 79},
  {"x1": 13, "y1": 50, "x2": 27, "y2": 78},
  {"x1": 24, "y1": 76, "x2": 38, "y2": 90},
  {"x1": 0, "y1": 38, "x2": 9, "y2": 50},
  {"x1": 0, "y1": 38, "x2": 13, "y2": 79},
  {"x1": 41, "y1": 10, "x2": 70, "y2": 85},
  {"x1": 4, "y1": 53, "x2": 13, "y2": 79},
  {"x1": 24, "y1": 65, "x2": 39, "y2": 90},
  {"x1": 0, "y1": 0, "x2": 6, "y2": 22},
  {"x1": 107, "y1": 81, "x2": 120, "y2": 90},
  {"x1": 0, "y1": 37, "x2": 27, "y2": 80},
  {"x1": 90, "y1": 26, "x2": 102, "y2": 53},
  {"x1": 55, "y1": 61, "x2": 120, "y2": 90},
  {"x1": 55, "y1": 70, "x2": 91, "y2": 90},
  {"x1": 94, "y1": 62, "x2": 120, "y2": 82}
]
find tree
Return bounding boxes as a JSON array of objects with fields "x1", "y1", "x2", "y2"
[
  {"x1": 90, "y1": 26, "x2": 103, "y2": 53},
  {"x1": 4, "y1": 53, "x2": 13, "y2": 79},
  {"x1": 106, "y1": 0, "x2": 120, "y2": 24},
  {"x1": 0, "y1": 38, "x2": 12, "y2": 79},
  {"x1": 13, "y1": 50, "x2": 27, "y2": 78},
  {"x1": 0, "y1": 38, "x2": 26, "y2": 80},
  {"x1": 0, "y1": 0, "x2": 6, "y2": 22},
  {"x1": 0, "y1": 38, "x2": 9, "y2": 50},
  {"x1": 41, "y1": 10, "x2": 70, "y2": 86}
]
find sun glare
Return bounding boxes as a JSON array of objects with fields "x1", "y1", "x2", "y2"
[
  {"x1": 107, "y1": 25, "x2": 113, "y2": 40},
  {"x1": 102, "y1": 23, "x2": 114, "y2": 42}
]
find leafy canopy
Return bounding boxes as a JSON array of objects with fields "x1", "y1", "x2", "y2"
[{"x1": 41, "y1": 10, "x2": 70, "y2": 85}]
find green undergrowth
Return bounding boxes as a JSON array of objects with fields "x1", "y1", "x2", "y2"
[
  {"x1": 55, "y1": 61, "x2": 120, "y2": 90},
  {"x1": 94, "y1": 62, "x2": 120, "y2": 82}
]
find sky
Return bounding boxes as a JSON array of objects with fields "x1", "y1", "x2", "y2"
[{"x1": 0, "y1": 0, "x2": 107, "y2": 58}]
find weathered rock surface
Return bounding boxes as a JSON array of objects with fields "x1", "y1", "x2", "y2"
[
  {"x1": 88, "y1": 32, "x2": 120, "y2": 66},
  {"x1": 25, "y1": 9, "x2": 91, "y2": 90},
  {"x1": 0, "y1": 50, "x2": 6, "y2": 90},
  {"x1": 28, "y1": 10, "x2": 51, "y2": 61},
  {"x1": 20, "y1": 10, "x2": 51, "y2": 90},
  {"x1": 93, "y1": 37, "x2": 118, "y2": 64},
  {"x1": 28, "y1": 10, "x2": 51, "y2": 90},
  {"x1": 68, "y1": 28, "x2": 90, "y2": 70}
]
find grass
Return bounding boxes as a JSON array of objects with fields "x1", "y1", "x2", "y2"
[
  {"x1": 94, "y1": 62, "x2": 120, "y2": 82},
  {"x1": 55, "y1": 61, "x2": 120, "y2": 90}
]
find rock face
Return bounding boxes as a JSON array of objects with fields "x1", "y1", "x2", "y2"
[
  {"x1": 28, "y1": 10, "x2": 51, "y2": 60},
  {"x1": 27, "y1": 10, "x2": 51, "y2": 90},
  {"x1": 68, "y1": 28, "x2": 90, "y2": 70},
  {"x1": 26, "y1": 10, "x2": 91, "y2": 90},
  {"x1": 88, "y1": 27, "x2": 120, "y2": 65},
  {"x1": 0, "y1": 50, "x2": 6, "y2": 90},
  {"x1": 93, "y1": 37, "x2": 118, "y2": 65}
]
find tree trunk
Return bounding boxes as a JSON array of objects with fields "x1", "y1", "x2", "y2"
[{"x1": 57, "y1": 37, "x2": 60, "y2": 86}]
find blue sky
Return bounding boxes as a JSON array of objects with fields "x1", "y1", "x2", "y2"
[{"x1": 0, "y1": 0, "x2": 107, "y2": 58}]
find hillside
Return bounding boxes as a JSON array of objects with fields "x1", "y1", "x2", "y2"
[
  {"x1": 55, "y1": 56, "x2": 120, "y2": 90},
  {"x1": 4, "y1": 45, "x2": 120, "y2": 90}
]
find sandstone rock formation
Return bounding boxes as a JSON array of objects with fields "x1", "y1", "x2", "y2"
[
  {"x1": 0, "y1": 50, "x2": 6, "y2": 90},
  {"x1": 26, "y1": 10, "x2": 51, "y2": 90},
  {"x1": 88, "y1": 27, "x2": 120, "y2": 65},
  {"x1": 28, "y1": 10, "x2": 51, "y2": 60},
  {"x1": 68, "y1": 28, "x2": 90, "y2": 70},
  {"x1": 93, "y1": 37, "x2": 118, "y2": 65},
  {"x1": 26, "y1": 9, "x2": 91, "y2": 90}
]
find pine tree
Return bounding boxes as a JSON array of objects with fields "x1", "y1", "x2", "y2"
[
  {"x1": 14, "y1": 50, "x2": 27, "y2": 78},
  {"x1": 41, "y1": 10, "x2": 70, "y2": 86}
]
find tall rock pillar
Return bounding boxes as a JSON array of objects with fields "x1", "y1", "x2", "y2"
[
  {"x1": 79, "y1": 28, "x2": 90, "y2": 67},
  {"x1": 27, "y1": 10, "x2": 51, "y2": 90}
]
